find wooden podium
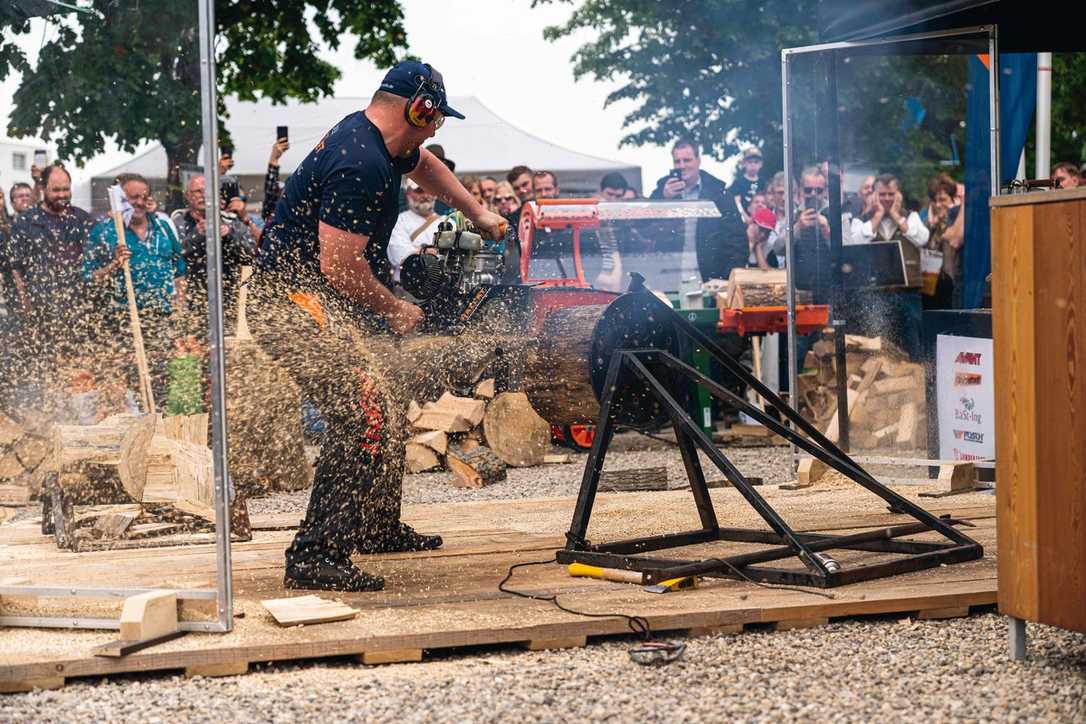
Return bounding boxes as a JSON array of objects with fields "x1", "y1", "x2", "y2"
[{"x1": 991, "y1": 187, "x2": 1086, "y2": 658}]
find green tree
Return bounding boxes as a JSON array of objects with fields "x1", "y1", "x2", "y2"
[
  {"x1": 535, "y1": 0, "x2": 967, "y2": 193},
  {"x1": 0, "y1": 0, "x2": 407, "y2": 204},
  {"x1": 1049, "y1": 53, "x2": 1086, "y2": 165}
]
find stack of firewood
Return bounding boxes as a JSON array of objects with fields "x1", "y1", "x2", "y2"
[
  {"x1": 0, "y1": 413, "x2": 52, "y2": 506},
  {"x1": 797, "y1": 335, "x2": 928, "y2": 450},
  {"x1": 404, "y1": 381, "x2": 553, "y2": 489}
]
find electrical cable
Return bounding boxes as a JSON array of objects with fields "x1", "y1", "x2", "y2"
[{"x1": 706, "y1": 557, "x2": 837, "y2": 600}]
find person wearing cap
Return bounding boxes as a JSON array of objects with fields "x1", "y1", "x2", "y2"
[
  {"x1": 387, "y1": 178, "x2": 440, "y2": 285},
  {"x1": 253, "y1": 60, "x2": 506, "y2": 592},
  {"x1": 747, "y1": 205, "x2": 777, "y2": 271},
  {"x1": 727, "y1": 146, "x2": 765, "y2": 223}
]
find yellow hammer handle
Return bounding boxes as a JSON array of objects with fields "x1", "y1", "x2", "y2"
[{"x1": 567, "y1": 563, "x2": 643, "y2": 584}]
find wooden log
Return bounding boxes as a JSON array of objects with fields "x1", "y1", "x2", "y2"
[
  {"x1": 725, "y1": 268, "x2": 789, "y2": 308},
  {"x1": 405, "y1": 443, "x2": 441, "y2": 473},
  {"x1": 53, "y1": 414, "x2": 156, "y2": 501},
  {"x1": 412, "y1": 409, "x2": 472, "y2": 434},
  {"x1": 482, "y1": 392, "x2": 552, "y2": 467},
  {"x1": 599, "y1": 466, "x2": 669, "y2": 492},
  {"x1": 447, "y1": 445, "x2": 507, "y2": 488},
  {"x1": 522, "y1": 304, "x2": 607, "y2": 426},
  {"x1": 428, "y1": 392, "x2": 485, "y2": 427}
]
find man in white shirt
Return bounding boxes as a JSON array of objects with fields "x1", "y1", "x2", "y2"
[
  {"x1": 849, "y1": 174, "x2": 929, "y2": 248},
  {"x1": 845, "y1": 173, "x2": 929, "y2": 359},
  {"x1": 388, "y1": 178, "x2": 441, "y2": 283}
]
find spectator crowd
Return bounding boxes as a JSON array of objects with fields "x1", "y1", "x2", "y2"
[{"x1": 3, "y1": 129, "x2": 1084, "y2": 418}]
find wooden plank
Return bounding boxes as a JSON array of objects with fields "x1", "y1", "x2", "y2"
[
  {"x1": 686, "y1": 624, "x2": 744, "y2": 637},
  {"x1": 0, "y1": 677, "x2": 65, "y2": 694},
  {"x1": 523, "y1": 636, "x2": 587, "y2": 651},
  {"x1": 770, "y1": 618, "x2": 829, "y2": 631},
  {"x1": 993, "y1": 200, "x2": 1041, "y2": 625},
  {"x1": 359, "y1": 649, "x2": 423, "y2": 665},
  {"x1": 916, "y1": 606, "x2": 970, "y2": 620},
  {"x1": 262, "y1": 595, "x2": 358, "y2": 627},
  {"x1": 185, "y1": 662, "x2": 249, "y2": 678}
]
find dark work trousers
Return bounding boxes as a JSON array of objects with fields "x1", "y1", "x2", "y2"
[{"x1": 247, "y1": 272, "x2": 405, "y2": 566}]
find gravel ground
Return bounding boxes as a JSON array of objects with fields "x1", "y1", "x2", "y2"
[
  {"x1": 249, "y1": 436, "x2": 793, "y2": 515},
  {"x1": 2, "y1": 613, "x2": 1082, "y2": 722}
]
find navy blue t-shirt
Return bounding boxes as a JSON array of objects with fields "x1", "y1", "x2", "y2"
[{"x1": 260, "y1": 111, "x2": 420, "y2": 288}]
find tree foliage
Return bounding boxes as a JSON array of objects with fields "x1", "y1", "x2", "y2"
[
  {"x1": 1049, "y1": 53, "x2": 1086, "y2": 165},
  {"x1": 534, "y1": 0, "x2": 968, "y2": 196},
  {"x1": 0, "y1": 0, "x2": 407, "y2": 201}
]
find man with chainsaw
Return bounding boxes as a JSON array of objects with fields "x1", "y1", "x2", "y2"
[{"x1": 252, "y1": 61, "x2": 506, "y2": 591}]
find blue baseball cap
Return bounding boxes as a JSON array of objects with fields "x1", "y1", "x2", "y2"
[{"x1": 379, "y1": 60, "x2": 465, "y2": 120}]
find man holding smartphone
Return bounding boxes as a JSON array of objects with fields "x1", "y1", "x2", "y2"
[
  {"x1": 252, "y1": 61, "x2": 505, "y2": 592},
  {"x1": 649, "y1": 139, "x2": 739, "y2": 283}
]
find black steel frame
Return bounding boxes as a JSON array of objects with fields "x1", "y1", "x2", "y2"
[{"x1": 556, "y1": 291, "x2": 983, "y2": 588}]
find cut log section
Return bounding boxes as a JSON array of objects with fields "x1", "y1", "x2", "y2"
[
  {"x1": 482, "y1": 392, "x2": 552, "y2": 467},
  {"x1": 447, "y1": 445, "x2": 507, "y2": 489},
  {"x1": 53, "y1": 414, "x2": 157, "y2": 502},
  {"x1": 599, "y1": 466, "x2": 669, "y2": 492},
  {"x1": 522, "y1": 304, "x2": 608, "y2": 426}
]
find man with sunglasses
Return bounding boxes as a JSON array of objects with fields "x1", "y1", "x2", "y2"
[{"x1": 254, "y1": 61, "x2": 506, "y2": 592}]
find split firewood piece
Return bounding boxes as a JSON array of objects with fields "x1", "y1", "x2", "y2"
[
  {"x1": 447, "y1": 445, "x2": 507, "y2": 489},
  {"x1": 896, "y1": 403, "x2": 919, "y2": 447},
  {"x1": 262, "y1": 594, "x2": 358, "y2": 627},
  {"x1": 412, "y1": 409, "x2": 472, "y2": 434},
  {"x1": 474, "y1": 378, "x2": 496, "y2": 400},
  {"x1": 430, "y1": 392, "x2": 486, "y2": 427},
  {"x1": 406, "y1": 400, "x2": 423, "y2": 424},
  {"x1": 409, "y1": 430, "x2": 448, "y2": 456},
  {"x1": 53, "y1": 413, "x2": 157, "y2": 502},
  {"x1": 482, "y1": 392, "x2": 551, "y2": 467},
  {"x1": 405, "y1": 443, "x2": 441, "y2": 473}
]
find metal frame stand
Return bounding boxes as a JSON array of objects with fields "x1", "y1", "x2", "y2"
[{"x1": 557, "y1": 292, "x2": 983, "y2": 588}]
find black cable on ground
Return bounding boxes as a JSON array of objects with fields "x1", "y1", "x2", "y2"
[{"x1": 706, "y1": 557, "x2": 837, "y2": 600}]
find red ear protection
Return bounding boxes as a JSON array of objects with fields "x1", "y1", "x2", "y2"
[{"x1": 405, "y1": 65, "x2": 444, "y2": 128}]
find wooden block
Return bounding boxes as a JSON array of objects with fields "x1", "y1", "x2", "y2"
[
  {"x1": 771, "y1": 617, "x2": 829, "y2": 631},
  {"x1": 405, "y1": 443, "x2": 441, "y2": 473},
  {"x1": 430, "y1": 392, "x2": 486, "y2": 427},
  {"x1": 406, "y1": 400, "x2": 422, "y2": 423},
  {"x1": 92, "y1": 509, "x2": 139, "y2": 539},
  {"x1": 474, "y1": 378, "x2": 496, "y2": 399},
  {"x1": 916, "y1": 606, "x2": 970, "y2": 620},
  {"x1": 185, "y1": 661, "x2": 249, "y2": 678},
  {"x1": 895, "y1": 403, "x2": 918, "y2": 447},
  {"x1": 0, "y1": 677, "x2": 65, "y2": 693},
  {"x1": 359, "y1": 649, "x2": 423, "y2": 665},
  {"x1": 797, "y1": 458, "x2": 829, "y2": 487},
  {"x1": 729, "y1": 423, "x2": 772, "y2": 437},
  {"x1": 844, "y1": 334, "x2": 883, "y2": 353},
  {"x1": 523, "y1": 636, "x2": 587, "y2": 651},
  {"x1": 938, "y1": 462, "x2": 976, "y2": 492},
  {"x1": 686, "y1": 624, "x2": 744, "y2": 637},
  {"x1": 0, "y1": 484, "x2": 30, "y2": 506},
  {"x1": 413, "y1": 410, "x2": 472, "y2": 434},
  {"x1": 409, "y1": 430, "x2": 448, "y2": 456},
  {"x1": 120, "y1": 590, "x2": 178, "y2": 641},
  {"x1": 873, "y1": 375, "x2": 918, "y2": 396},
  {"x1": 543, "y1": 453, "x2": 572, "y2": 464},
  {"x1": 262, "y1": 595, "x2": 358, "y2": 626}
]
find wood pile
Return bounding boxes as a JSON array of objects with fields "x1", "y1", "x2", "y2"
[
  {"x1": 720, "y1": 268, "x2": 812, "y2": 308},
  {"x1": 797, "y1": 335, "x2": 928, "y2": 450},
  {"x1": 404, "y1": 384, "x2": 555, "y2": 488},
  {"x1": 0, "y1": 413, "x2": 52, "y2": 506}
]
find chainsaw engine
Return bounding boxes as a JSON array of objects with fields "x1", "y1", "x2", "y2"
[{"x1": 399, "y1": 212, "x2": 513, "y2": 332}]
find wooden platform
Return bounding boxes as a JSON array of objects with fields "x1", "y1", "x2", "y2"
[{"x1": 0, "y1": 485, "x2": 997, "y2": 692}]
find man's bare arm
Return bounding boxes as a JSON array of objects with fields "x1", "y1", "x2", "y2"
[
  {"x1": 407, "y1": 149, "x2": 506, "y2": 240},
  {"x1": 318, "y1": 221, "x2": 421, "y2": 333}
]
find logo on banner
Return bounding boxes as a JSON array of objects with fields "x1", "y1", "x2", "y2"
[
  {"x1": 955, "y1": 352, "x2": 983, "y2": 365},
  {"x1": 953, "y1": 429, "x2": 985, "y2": 443},
  {"x1": 955, "y1": 372, "x2": 982, "y2": 386}
]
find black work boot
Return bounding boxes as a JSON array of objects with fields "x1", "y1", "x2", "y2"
[
  {"x1": 357, "y1": 522, "x2": 443, "y2": 555},
  {"x1": 284, "y1": 556, "x2": 384, "y2": 592}
]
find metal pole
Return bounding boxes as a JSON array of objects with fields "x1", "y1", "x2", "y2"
[
  {"x1": 197, "y1": 0, "x2": 234, "y2": 632},
  {"x1": 1036, "y1": 52, "x2": 1052, "y2": 180},
  {"x1": 989, "y1": 30, "x2": 1001, "y2": 194},
  {"x1": 781, "y1": 49, "x2": 799, "y2": 463},
  {"x1": 825, "y1": 51, "x2": 849, "y2": 452}
]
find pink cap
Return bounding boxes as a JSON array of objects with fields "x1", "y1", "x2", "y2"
[{"x1": 751, "y1": 207, "x2": 777, "y2": 231}]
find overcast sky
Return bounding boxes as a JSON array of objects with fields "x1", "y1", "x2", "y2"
[{"x1": 1, "y1": 0, "x2": 735, "y2": 193}]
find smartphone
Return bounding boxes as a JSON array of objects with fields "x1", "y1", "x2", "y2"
[
  {"x1": 220, "y1": 178, "x2": 241, "y2": 203},
  {"x1": 669, "y1": 169, "x2": 683, "y2": 181},
  {"x1": 276, "y1": 126, "x2": 289, "y2": 142},
  {"x1": 33, "y1": 149, "x2": 48, "y2": 166},
  {"x1": 804, "y1": 195, "x2": 820, "y2": 211}
]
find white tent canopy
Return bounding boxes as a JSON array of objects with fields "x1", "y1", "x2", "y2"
[{"x1": 90, "y1": 95, "x2": 640, "y2": 207}]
